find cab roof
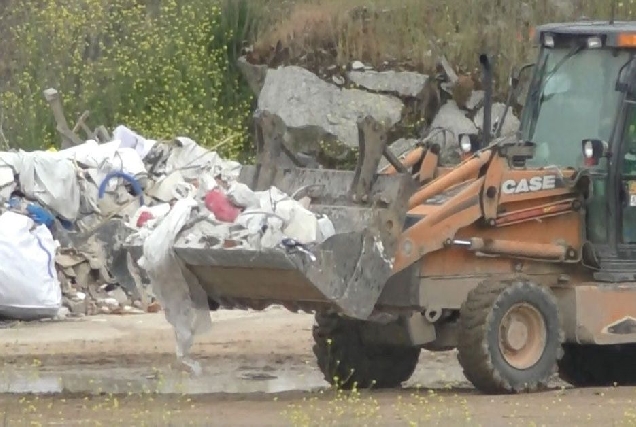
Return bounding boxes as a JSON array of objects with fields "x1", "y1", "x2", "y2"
[{"x1": 535, "y1": 21, "x2": 636, "y2": 47}]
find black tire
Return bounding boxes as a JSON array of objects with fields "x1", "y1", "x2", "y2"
[
  {"x1": 558, "y1": 344, "x2": 636, "y2": 387},
  {"x1": 312, "y1": 312, "x2": 421, "y2": 389},
  {"x1": 457, "y1": 279, "x2": 564, "y2": 394}
]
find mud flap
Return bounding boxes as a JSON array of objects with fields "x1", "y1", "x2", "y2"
[{"x1": 173, "y1": 228, "x2": 393, "y2": 320}]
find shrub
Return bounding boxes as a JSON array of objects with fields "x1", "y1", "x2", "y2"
[
  {"x1": 0, "y1": 0, "x2": 259, "y2": 158},
  {"x1": 254, "y1": 0, "x2": 636, "y2": 95}
]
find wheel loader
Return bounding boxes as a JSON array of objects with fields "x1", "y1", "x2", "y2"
[{"x1": 140, "y1": 20, "x2": 636, "y2": 394}]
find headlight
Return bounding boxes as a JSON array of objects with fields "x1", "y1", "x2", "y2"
[
  {"x1": 543, "y1": 33, "x2": 555, "y2": 48},
  {"x1": 583, "y1": 140, "x2": 594, "y2": 158},
  {"x1": 587, "y1": 36, "x2": 602, "y2": 48},
  {"x1": 460, "y1": 134, "x2": 473, "y2": 153}
]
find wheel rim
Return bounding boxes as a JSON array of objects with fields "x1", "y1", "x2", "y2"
[{"x1": 498, "y1": 302, "x2": 547, "y2": 370}]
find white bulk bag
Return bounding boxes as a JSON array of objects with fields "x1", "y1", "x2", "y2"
[{"x1": 0, "y1": 211, "x2": 61, "y2": 320}]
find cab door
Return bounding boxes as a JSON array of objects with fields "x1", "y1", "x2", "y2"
[
  {"x1": 615, "y1": 100, "x2": 636, "y2": 263},
  {"x1": 588, "y1": 97, "x2": 636, "y2": 282}
]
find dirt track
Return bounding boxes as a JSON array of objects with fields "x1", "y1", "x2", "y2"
[{"x1": 0, "y1": 308, "x2": 634, "y2": 426}]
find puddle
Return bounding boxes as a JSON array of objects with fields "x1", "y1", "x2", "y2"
[{"x1": 0, "y1": 366, "x2": 328, "y2": 395}]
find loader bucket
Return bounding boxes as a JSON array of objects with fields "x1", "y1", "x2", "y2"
[
  {"x1": 176, "y1": 228, "x2": 391, "y2": 320},
  {"x1": 174, "y1": 164, "x2": 415, "y2": 320}
]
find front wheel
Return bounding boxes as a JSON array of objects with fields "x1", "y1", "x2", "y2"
[
  {"x1": 312, "y1": 312, "x2": 421, "y2": 389},
  {"x1": 457, "y1": 279, "x2": 563, "y2": 394}
]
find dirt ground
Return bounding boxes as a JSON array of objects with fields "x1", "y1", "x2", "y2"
[{"x1": 0, "y1": 308, "x2": 634, "y2": 426}]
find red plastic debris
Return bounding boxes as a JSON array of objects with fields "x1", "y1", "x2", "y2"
[
  {"x1": 205, "y1": 189, "x2": 240, "y2": 223},
  {"x1": 136, "y1": 210, "x2": 154, "y2": 227}
]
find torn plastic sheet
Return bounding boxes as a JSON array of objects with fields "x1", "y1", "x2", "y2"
[
  {"x1": 0, "y1": 151, "x2": 81, "y2": 220},
  {"x1": 138, "y1": 197, "x2": 211, "y2": 374},
  {"x1": 113, "y1": 125, "x2": 156, "y2": 159},
  {"x1": 59, "y1": 140, "x2": 149, "y2": 193},
  {"x1": 165, "y1": 137, "x2": 241, "y2": 182}
]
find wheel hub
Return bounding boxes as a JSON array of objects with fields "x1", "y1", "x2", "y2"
[{"x1": 498, "y1": 302, "x2": 547, "y2": 370}]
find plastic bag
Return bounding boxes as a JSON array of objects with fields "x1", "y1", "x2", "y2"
[
  {"x1": 138, "y1": 197, "x2": 212, "y2": 373},
  {"x1": 204, "y1": 189, "x2": 240, "y2": 223},
  {"x1": 113, "y1": 125, "x2": 156, "y2": 159},
  {"x1": 0, "y1": 211, "x2": 61, "y2": 320}
]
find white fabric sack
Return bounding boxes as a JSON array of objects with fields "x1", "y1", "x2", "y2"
[
  {"x1": 138, "y1": 197, "x2": 212, "y2": 373},
  {"x1": 0, "y1": 211, "x2": 61, "y2": 320}
]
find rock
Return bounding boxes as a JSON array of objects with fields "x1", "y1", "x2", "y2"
[
  {"x1": 237, "y1": 56, "x2": 268, "y2": 96},
  {"x1": 351, "y1": 61, "x2": 365, "y2": 70},
  {"x1": 377, "y1": 138, "x2": 420, "y2": 171},
  {"x1": 258, "y1": 66, "x2": 404, "y2": 151},
  {"x1": 54, "y1": 307, "x2": 70, "y2": 320},
  {"x1": 87, "y1": 301, "x2": 99, "y2": 316},
  {"x1": 427, "y1": 101, "x2": 478, "y2": 166},
  {"x1": 466, "y1": 90, "x2": 485, "y2": 111},
  {"x1": 108, "y1": 286, "x2": 130, "y2": 305},
  {"x1": 103, "y1": 297, "x2": 119, "y2": 306},
  {"x1": 63, "y1": 296, "x2": 87, "y2": 315},
  {"x1": 147, "y1": 301, "x2": 162, "y2": 313},
  {"x1": 114, "y1": 305, "x2": 145, "y2": 315},
  {"x1": 473, "y1": 102, "x2": 520, "y2": 139},
  {"x1": 332, "y1": 75, "x2": 345, "y2": 86},
  {"x1": 348, "y1": 70, "x2": 430, "y2": 98}
]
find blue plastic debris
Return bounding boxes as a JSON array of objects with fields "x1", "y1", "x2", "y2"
[
  {"x1": 6, "y1": 196, "x2": 56, "y2": 230},
  {"x1": 26, "y1": 203, "x2": 55, "y2": 229}
]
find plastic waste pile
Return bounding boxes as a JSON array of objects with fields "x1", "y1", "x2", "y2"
[
  {"x1": 0, "y1": 125, "x2": 156, "y2": 320},
  {"x1": 0, "y1": 124, "x2": 335, "y2": 368}
]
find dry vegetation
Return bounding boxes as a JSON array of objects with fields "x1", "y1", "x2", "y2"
[{"x1": 251, "y1": 0, "x2": 632, "y2": 88}]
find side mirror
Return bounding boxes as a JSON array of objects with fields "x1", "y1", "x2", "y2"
[
  {"x1": 582, "y1": 138, "x2": 609, "y2": 166},
  {"x1": 616, "y1": 57, "x2": 636, "y2": 95},
  {"x1": 511, "y1": 62, "x2": 535, "y2": 106},
  {"x1": 459, "y1": 133, "x2": 481, "y2": 155},
  {"x1": 629, "y1": 78, "x2": 636, "y2": 98}
]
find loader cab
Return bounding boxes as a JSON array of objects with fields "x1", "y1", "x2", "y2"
[{"x1": 518, "y1": 22, "x2": 636, "y2": 279}]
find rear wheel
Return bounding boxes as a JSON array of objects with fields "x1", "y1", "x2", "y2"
[
  {"x1": 312, "y1": 312, "x2": 420, "y2": 389},
  {"x1": 457, "y1": 280, "x2": 563, "y2": 394},
  {"x1": 558, "y1": 344, "x2": 636, "y2": 387}
]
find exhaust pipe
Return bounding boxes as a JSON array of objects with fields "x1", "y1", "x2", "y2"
[{"x1": 479, "y1": 54, "x2": 493, "y2": 148}]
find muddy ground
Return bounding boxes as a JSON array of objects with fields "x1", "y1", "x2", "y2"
[{"x1": 0, "y1": 308, "x2": 634, "y2": 426}]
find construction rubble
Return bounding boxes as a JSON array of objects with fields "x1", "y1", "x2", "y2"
[{"x1": 0, "y1": 124, "x2": 334, "y2": 336}]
